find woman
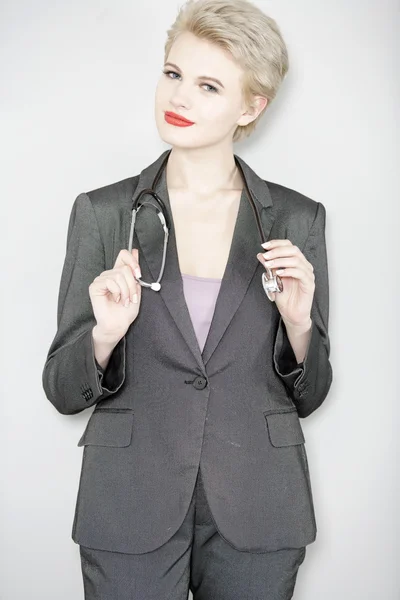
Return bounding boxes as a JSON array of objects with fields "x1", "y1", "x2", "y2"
[{"x1": 42, "y1": 0, "x2": 333, "y2": 598}]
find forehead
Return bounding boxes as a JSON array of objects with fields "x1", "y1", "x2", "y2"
[{"x1": 167, "y1": 32, "x2": 243, "y2": 83}]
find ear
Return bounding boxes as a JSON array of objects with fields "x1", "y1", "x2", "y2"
[{"x1": 237, "y1": 96, "x2": 268, "y2": 127}]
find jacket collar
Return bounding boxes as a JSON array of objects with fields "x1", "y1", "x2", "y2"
[{"x1": 131, "y1": 148, "x2": 277, "y2": 370}]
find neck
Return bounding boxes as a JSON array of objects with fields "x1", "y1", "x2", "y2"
[{"x1": 165, "y1": 145, "x2": 243, "y2": 197}]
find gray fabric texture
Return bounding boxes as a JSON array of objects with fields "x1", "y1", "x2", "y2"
[
  {"x1": 42, "y1": 149, "x2": 333, "y2": 555},
  {"x1": 79, "y1": 467, "x2": 307, "y2": 600}
]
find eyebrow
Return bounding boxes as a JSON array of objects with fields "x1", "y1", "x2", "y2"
[{"x1": 163, "y1": 62, "x2": 225, "y2": 89}]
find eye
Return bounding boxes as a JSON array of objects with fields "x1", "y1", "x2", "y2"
[
  {"x1": 162, "y1": 69, "x2": 180, "y2": 80},
  {"x1": 202, "y1": 83, "x2": 218, "y2": 94},
  {"x1": 162, "y1": 69, "x2": 219, "y2": 94}
]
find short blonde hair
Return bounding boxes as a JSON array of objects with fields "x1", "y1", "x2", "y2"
[{"x1": 164, "y1": 0, "x2": 289, "y2": 143}]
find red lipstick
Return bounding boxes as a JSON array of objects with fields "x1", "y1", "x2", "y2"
[{"x1": 164, "y1": 111, "x2": 195, "y2": 127}]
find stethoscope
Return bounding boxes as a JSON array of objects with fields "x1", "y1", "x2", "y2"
[{"x1": 128, "y1": 151, "x2": 283, "y2": 301}]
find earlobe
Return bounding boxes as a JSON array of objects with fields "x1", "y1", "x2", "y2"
[{"x1": 236, "y1": 115, "x2": 253, "y2": 127}]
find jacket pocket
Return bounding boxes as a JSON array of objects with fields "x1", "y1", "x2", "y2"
[
  {"x1": 77, "y1": 409, "x2": 134, "y2": 447},
  {"x1": 263, "y1": 408, "x2": 305, "y2": 447}
]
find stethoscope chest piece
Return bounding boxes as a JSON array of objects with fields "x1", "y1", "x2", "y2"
[{"x1": 262, "y1": 268, "x2": 283, "y2": 301}]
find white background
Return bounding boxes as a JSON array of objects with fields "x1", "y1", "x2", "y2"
[{"x1": 1, "y1": 0, "x2": 399, "y2": 598}]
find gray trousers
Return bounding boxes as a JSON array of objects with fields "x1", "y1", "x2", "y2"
[{"x1": 79, "y1": 468, "x2": 307, "y2": 600}]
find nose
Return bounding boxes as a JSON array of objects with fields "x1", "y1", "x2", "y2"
[
  {"x1": 169, "y1": 81, "x2": 192, "y2": 111},
  {"x1": 170, "y1": 96, "x2": 190, "y2": 111}
]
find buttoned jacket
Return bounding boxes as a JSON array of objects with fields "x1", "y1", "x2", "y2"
[{"x1": 42, "y1": 149, "x2": 333, "y2": 554}]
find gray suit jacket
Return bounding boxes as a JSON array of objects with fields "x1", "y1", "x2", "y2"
[{"x1": 42, "y1": 149, "x2": 333, "y2": 554}]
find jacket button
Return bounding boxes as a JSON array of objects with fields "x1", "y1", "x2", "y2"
[{"x1": 193, "y1": 376, "x2": 208, "y2": 390}]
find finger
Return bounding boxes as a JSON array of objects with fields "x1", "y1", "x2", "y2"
[
  {"x1": 261, "y1": 243, "x2": 314, "y2": 273},
  {"x1": 120, "y1": 264, "x2": 140, "y2": 304},
  {"x1": 113, "y1": 271, "x2": 132, "y2": 307},
  {"x1": 93, "y1": 274, "x2": 124, "y2": 303},
  {"x1": 94, "y1": 270, "x2": 136, "y2": 305},
  {"x1": 261, "y1": 244, "x2": 302, "y2": 260},
  {"x1": 263, "y1": 254, "x2": 313, "y2": 274},
  {"x1": 275, "y1": 267, "x2": 315, "y2": 285},
  {"x1": 257, "y1": 253, "x2": 314, "y2": 283},
  {"x1": 263, "y1": 255, "x2": 303, "y2": 270},
  {"x1": 114, "y1": 248, "x2": 141, "y2": 279},
  {"x1": 257, "y1": 253, "x2": 301, "y2": 270},
  {"x1": 261, "y1": 239, "x2": 293, "y2": 249}
]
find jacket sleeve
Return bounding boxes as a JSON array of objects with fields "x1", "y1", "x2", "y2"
[
  {"x1": 42, "y1": 193, "x2": 126, "y2": 415},
  {"x1": 272, "y1": 201, "x2": 333, "y2": 418}
]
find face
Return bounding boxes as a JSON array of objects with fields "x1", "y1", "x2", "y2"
[{"x1": 154, "y1": 31, "x2": 262, "y2": 149}]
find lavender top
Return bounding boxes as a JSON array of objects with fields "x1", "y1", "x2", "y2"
[{"x1": 181, "y1": 273, "x2": 222, "y2": 352}]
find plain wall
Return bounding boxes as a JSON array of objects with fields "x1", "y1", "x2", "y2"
[{"x1": 1, "y1": 0, "x2": 399, "y2": 598}]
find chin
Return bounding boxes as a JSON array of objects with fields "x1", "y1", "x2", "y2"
[{"x1": 156, "y1": 126, "x2": 201, "y2": 149}]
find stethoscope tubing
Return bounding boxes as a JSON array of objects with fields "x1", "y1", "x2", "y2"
[{"x1": 128, "y1": 152, "x2": 283, "y2": 298}]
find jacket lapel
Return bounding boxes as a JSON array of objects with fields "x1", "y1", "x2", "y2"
[{"x1": 131, "y1": 149, "x2": 277, "y2": 371}]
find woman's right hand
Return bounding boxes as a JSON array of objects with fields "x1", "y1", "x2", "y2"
[{"x1": 89, "y1": 248, "x2": 142, "y2": 340}]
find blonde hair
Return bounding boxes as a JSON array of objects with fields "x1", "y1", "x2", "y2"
[{"x1": 164, "y1": 0, "x2": 289, "y2": 143}]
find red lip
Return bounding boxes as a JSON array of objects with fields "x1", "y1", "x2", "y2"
[{"x1": 164, "y1": 111, "x2": 195, "y2": 127}]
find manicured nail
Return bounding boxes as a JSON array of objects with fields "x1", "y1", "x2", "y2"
[
  {"x1": 261, "y1": 241, "x2": 271, "y2": 248},
  {"x1": 132, "y1": 293, "x2": 138, "y2": 304}
]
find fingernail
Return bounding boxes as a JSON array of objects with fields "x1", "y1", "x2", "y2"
[
  {"x1": 261, "y1": 241, "x2": 271, "y2": 248},
  {"x1": 124, "y1": 298, "x2": 130, "y2": 308},
  {"x1": 135, "y1": 267, "x2": 141, "y2": 278},
  {"x1": 116, "y1": 294, "x2": 121, "y2": 303},
  {"x1": 132, "y1": 293, "x2": 138, "y2": 304}
]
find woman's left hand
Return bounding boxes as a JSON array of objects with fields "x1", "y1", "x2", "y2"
[{"x1": 256, "y1": 240, "x2": 315, "y2": 327}]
